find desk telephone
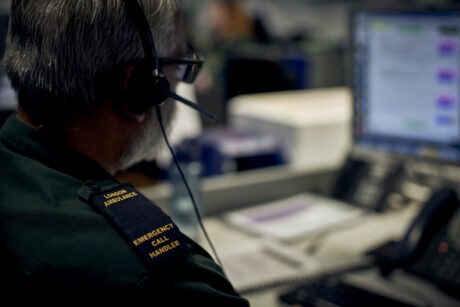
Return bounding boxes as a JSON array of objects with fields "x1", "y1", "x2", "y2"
[
  {"x1": 332, "y1": 155, "x2": 404, "y2": 211},
  {"x1": 381, "y1": 187, "x2": 460, "y2": 299},
  {"x1": 279, "y1": 188, "x2": 460, "y2": 306}
]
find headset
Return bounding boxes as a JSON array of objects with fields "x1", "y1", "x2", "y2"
[
  {"x1": 121, "y1": 0, "x2": 217, "y2": 120},
  {"x1": 121, "y1": 0, "x2": 223, "y2": 269}
]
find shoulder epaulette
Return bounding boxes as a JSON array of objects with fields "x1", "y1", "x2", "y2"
[{"x1": 85, "y1": 182, "x2": 189, "y2": 269}]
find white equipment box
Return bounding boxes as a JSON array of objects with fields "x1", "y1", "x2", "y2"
[{"x1": 228, "y1": 87, "x2": 352, "y2": 169}]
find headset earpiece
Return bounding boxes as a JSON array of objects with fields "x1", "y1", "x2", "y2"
[
  {"x1": 121, "y1": 0, "x2": 217, "y2": 121},
  {"x1": 125, "y1": 64, "x2": 171, "y2": 115}
]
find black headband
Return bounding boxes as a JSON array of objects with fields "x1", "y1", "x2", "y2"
[{"x1": 121, "y1": 0, "x2": 160, "y2": 75}]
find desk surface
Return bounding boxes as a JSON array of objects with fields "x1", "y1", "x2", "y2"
[
  {"x1": 138, "y1": 164, "x2": 458, "y2": 306},
  {"x1": 197, "y1": 197, "x2": 437, "y2": 307}
]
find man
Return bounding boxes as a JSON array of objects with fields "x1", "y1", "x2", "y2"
[{"x1": 0, "y1": 0, "x2": 249, "y2": 306}]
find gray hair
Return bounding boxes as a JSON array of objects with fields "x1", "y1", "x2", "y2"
[{"x1": 2, "y1": 0, "x2": 178, "y2": 127}]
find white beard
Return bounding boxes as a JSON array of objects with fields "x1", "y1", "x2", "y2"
[{"x1": 118, "y1": 100, "x2": 176, "y2": 171}]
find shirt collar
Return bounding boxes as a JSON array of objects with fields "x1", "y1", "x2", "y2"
[{"x1": 0, "y1": 115, "x2": 115, "y2": 183}]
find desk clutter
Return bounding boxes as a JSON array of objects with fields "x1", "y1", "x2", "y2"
[
  {"x1": 218, "y1": 238, "x2": 322, "y2": 293},
  {"x1": 215, "y1": 188, "x2": 460, "y2": 306},
  {"x1": 224, "y1": 193, "x2": 364, "y2": 242}
]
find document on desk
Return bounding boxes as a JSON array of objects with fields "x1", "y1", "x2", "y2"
[
  {"x1": 220, "y1": 239, "x2": 320, "y2": 293},
  {"x1": 224, "y1": 193, "x2": 364, "y2": 241}
]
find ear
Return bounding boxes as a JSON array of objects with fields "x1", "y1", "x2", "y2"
[{"x1": 120, "y1": 66, "x2": 146, "y2": 122}]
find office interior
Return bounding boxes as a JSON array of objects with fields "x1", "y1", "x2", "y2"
[{"x1": 1, "y1": 0, "x2": 460, "y2": 306}]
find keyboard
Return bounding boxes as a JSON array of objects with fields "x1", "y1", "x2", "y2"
[{"x1": 278, "y1": 276, "x2": 417, "y2": 307}]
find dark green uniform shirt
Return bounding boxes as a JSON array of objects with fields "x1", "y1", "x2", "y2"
[{"x1": 0, "y1": 116, "x2": 249, "y2": 306}]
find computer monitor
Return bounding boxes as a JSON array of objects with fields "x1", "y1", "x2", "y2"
[{"x1": 352, "y1": 10, "x2": 460, "y2": 164}]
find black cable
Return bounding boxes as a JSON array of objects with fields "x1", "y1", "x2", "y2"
[{"x1": 155, "y1": 105, "x2": 225, "y2": 271}]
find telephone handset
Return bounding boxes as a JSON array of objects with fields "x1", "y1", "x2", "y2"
[
  {"x1": 396, "y1": 188, "x2": 459, "y2": 265},
  {"x1": 381, "y1": 188, "x2": 460, "y2": 299}
]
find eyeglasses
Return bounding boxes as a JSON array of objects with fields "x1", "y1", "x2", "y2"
[{"x1": 159, "y1": 49, "x2": 204, "y2": 84}]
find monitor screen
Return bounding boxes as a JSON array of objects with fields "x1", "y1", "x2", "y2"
[{"x1": 352, "y1": 11, "x2": 460, "y2": 163}]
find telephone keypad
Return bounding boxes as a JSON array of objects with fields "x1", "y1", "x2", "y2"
[
  {"x1": 432, "y1": 241, "x2": 460, "y2": 285},
  {"x1": 414, "y1": 236, "x2": 460, "y2": 287},
  {"x1": 353, "y1": 181, "x2": 383, "y2": 209}
]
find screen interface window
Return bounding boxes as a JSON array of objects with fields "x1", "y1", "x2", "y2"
[{"x1": 354, "y1": 12, "x2": 460, "y2": 162}]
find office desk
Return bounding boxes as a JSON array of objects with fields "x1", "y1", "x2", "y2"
[
  {"x1": 139, "y1": 164, "x2": 459, "y2": 306},
  {"x1": 197, "y1": 199, "x2": 424, "y2": 307}
]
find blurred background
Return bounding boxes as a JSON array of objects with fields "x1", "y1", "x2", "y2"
[
  {"x1": 0, "y1": 0, "x2": 459, "y2": 183},
  {"x1": 179, "y1": 0, "x2": 459, "y2": 124}
]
